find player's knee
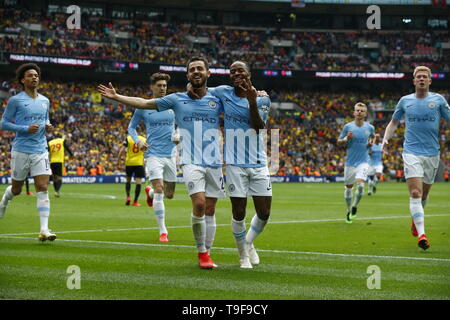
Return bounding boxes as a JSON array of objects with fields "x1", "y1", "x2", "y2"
[
  {"x1": 410, "y1": 189, "x2": 422, "y2": 198},
  {"x1": 165, "y1": 191, "x2": 174, "y2": 199},
  {"x1": 154, "y1": 185, "x2": 164, "y2": 194},
  {"x1": 256, "y1": 209, "x2": 270, "y2": 221},
  {"x1": 193, "y1": 199, "x2": 206, "y2": 213},
  {"x1": 11, "y1": 188, "x2": 22, "y2": 196},
  {"x1": 357, "y1": 182, "x2": 364, "y2": 193}
]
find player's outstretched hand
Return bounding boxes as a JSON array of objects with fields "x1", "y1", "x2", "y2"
[
  {"x1": 98, "y1": 82, "x2": 118, "y2": 99},
  {"x1": 347, "y1": 131, "x2": 353, "y2": 140},
  {"x1": 381, "y1": 139, "x2": 390, "y2": 155}
]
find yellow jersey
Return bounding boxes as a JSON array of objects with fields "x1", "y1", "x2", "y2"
[
  {"x1": 125, "y1": 135, "x2": 146, "y2": 166},
  {"x1": 48, "y1": 138, "x2": 65, "y2": 163}
]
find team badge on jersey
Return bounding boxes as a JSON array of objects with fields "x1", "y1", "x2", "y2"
[
  {"x1": 167, "y1": 109, "x2": 174, "y2": 115},
  {"x1": 261, "y1": 105, "x2": 269, "y2": 113},
  {"x1": 427, "y1": 101, "x2": 436, "y2": 109},
  {"x1": 208, "y1": 101, "x2": 217, "y2": 109},
  {"x1": 41, "y1": 102, "x2": 47, "y2": 110},
  {"x1": 188, "y1": 181, "x2": 195, "y2": 190}
]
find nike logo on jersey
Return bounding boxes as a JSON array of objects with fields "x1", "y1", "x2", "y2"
[{"x1": 405, "y1": 105, "x2": 413, "y2": 108}]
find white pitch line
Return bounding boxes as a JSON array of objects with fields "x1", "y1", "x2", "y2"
[
  {"x1": 1, "y1": 235, "x2": 450, "y2": 263},
  {"x1": 1, "y1": 213, "x2": 449, "y2": 236}
]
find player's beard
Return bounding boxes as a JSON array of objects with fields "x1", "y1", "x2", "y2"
[{"x1": 190, "y1": 76, "x2": 207, "y2": 88}]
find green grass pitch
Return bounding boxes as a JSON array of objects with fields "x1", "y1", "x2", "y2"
[{"x1": 0, "y1": 182, "x2": 449, "y2": 300}]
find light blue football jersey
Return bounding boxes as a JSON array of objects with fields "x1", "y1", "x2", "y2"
[
  {"x1": 339, "y1": 121, "x2": 375, "y2": 166},
  {"x1": 1, "y1": 91, "x2": 50, "y2": 154},
  {"x1": 369, "y1": 143, "x2": 383, "y2": 166},
  {"x1": 156, "y1": 92, "x2": 223, "y2": 167},
  {"x1": 128, "y1": 109, "x2": 176, "y2": 158},
  {"x1": 392, "y1": 92, "x2": 450, "y2": 156},
  {"x1": 209, "y1": 85, "x2": 271, "y2": 168}
]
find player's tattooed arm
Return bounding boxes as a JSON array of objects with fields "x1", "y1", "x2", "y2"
[{"x1": 98, "y1": 82, "x2": 157, "y2": 109}]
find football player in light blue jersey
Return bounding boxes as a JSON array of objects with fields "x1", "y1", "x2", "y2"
[
  {"x1": 98, "y1": 57, "x2": 224, "y2": 269},
  {"x1": 338, "y1": 102, "x2": 375, "y2": 224},
  {"x1": 127, "y1": 73, "x2": 178, "y2": 243},
  {"x1": 367, "y1": 134, "x2": 383, "y2": 196},
  {"x1": 383, "y1": 66, "x2": 450, "y2": 250},
  {"x1": 206, "y1": 61, "x2": 272, "y2": 269},
  {"x1": 0, "y1": 63, "x2": 56, "y2": 242}
]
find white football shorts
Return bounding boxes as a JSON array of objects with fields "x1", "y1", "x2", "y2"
[
  {"x1": 367, "y1": 164, "x2": 383, "y2": 176},
  {"x1": 344, "y1": 162, "x2": 369, "y2": 185},
  {"x1": 11, "y1": 150, "x2": 51, "y2": 181},
  {"x1": 182, "y1": 164, "x2": 225, "y2": 198},
  {"x1": 145, "y1": 155, "x2": 177, "y2": 182},
  {"x1": 226, "y1": 165, "x2": 272, "y2": 198},
  {"x1": 402, "y1": 153, "x2": 440, "y2": 185}
]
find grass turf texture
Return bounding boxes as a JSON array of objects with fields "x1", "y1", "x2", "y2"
[{"x1": 0, "y1": 182, "x2": 449, "y2": 300}]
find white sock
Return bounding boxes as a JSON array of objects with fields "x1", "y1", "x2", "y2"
[
  {"x1": 374, "y1": 175, "x2": 379, "y2": 185},
  {"x1": 352, "y1": 182, "x2": 364, "y2": 208},
  {"x1": 344, "y1": 187, "x2": 353, "y2": 211},
  {"x1": 410, "y1": 197, "x2": 425, "y2": 236},
  {"x1": 37, "y1": 191, "x2": 50, "y2": 232},
  {"x1": 246, "y1": 214, "x2": 268, "y2": 244},
  {"x1": 368, "y1": 180, "x2": 374, "y2": 193},
  {"x1": 153, "y1": 193, "x2": 167, "y2": 235},
  {"x1": 232, "y1": 218, "x2": 248, "y2": 259},
  {"x1": 191, "y1": 214, "x2": 206, "y2": 253},
  {"x1": 205, "y1": 215, "x2": 216, "y2": 253},
  {"x1": 1, "y1": 185, "x2": 13, "y2": 205}
]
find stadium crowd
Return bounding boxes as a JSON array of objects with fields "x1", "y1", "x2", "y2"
[
  {"x1": 1, "y1": 80, "x2": 448, "y2": 180},
  {"x1": 1, "y1": 8, "x2": 449, "y2": 72}
]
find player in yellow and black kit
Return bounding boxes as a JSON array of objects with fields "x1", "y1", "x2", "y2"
[
  {"x1": 48, "y1": 134, "x2": 73, "y2": 197},
  {"x1": 118, "y1": 135, "x2": 146, "y2": 206}
]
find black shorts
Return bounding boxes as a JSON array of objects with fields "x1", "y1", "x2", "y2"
[
  {"x1": 126, "y1": 165, "x2": 145, "y2": 178},
  {"x1": 50, "y1": 162, "x2": 63, "y2": 176}
]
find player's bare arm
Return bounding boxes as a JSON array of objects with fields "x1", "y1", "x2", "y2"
[
  {"x1": 382, "y1": 119, "x2": 399, "y2": 155},
  {"x1": 98, "y1": 82, "x2": 157, "y2": 109}
]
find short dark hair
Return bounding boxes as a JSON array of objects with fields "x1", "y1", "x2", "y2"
[
  {"x1": 150, "y1": 72, "x2": 171, "y2": 85},
  {"x1": 186, "y1": 56, "x2": 209, "y2": 71},
  {"x1": 15, "y1": 63, "x2": 41, "y2": 86}
]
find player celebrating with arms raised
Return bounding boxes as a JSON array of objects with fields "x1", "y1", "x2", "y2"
[
  {"x1": 98, "y1": 57, "x2": 224, "y2": 269},
  {"x1": 382, "y1": 66, "x2": 450, "y2": 250},
  {"x1": 338, "y1": 102, "x2": 375, "y2": 224},
  {"x1": 0, "y1": 63, "x2": 56, "y2": 241}
]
